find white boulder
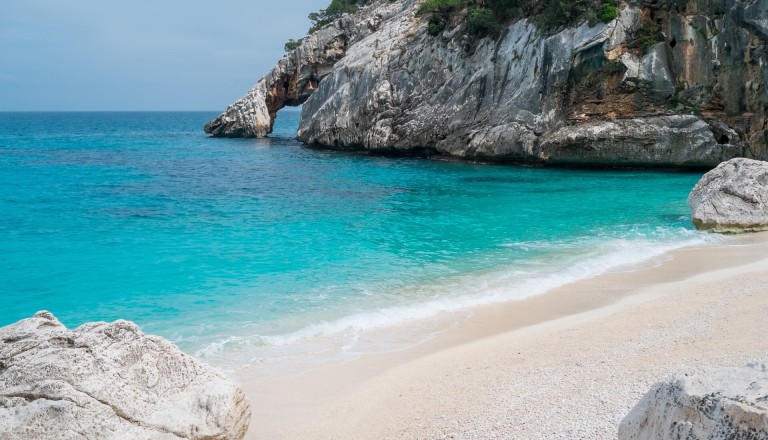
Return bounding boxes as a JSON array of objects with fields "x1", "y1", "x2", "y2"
[
  {"x1": 0, "y1": 311, "x2": 250, "y2": 440},
  {"x1": 619, "y1": 361, "x2": 768, "y2": 439},
  {"x1": 689, "y1": 158, "x2": 768, "y2": 233}
]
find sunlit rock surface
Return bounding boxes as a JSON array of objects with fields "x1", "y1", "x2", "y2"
[
  {"x1": 207, "y1": 0, "x2": 768, "y2": 167},
  {"x1": 689, "y1": 158, "x2": 768, "y2": 232},
  {"x1": 0, "y1": 311, "x2": 251, "y2": 440},
  {"x1": 619, "y1": 360, "x2": 768, "y2": 439}
]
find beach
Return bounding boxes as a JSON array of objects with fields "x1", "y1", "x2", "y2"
[
  {"x1": 3, "y1": 112, "x2": 767, "y2": 439},
  {"x1": 5, "y1": 0, "x2": 768, "y2": 436},
  {"x1": 238, "y1": 232, "x2": 768, "y2": 439}
]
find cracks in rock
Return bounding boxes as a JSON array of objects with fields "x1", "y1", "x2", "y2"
[
  {"x1": 4, "y1": 341, "x2": 43, "y2": 359},
  {"x1": 722, "y1": 186, "x2": 760, "y2": 205},
  {"x1": 3, "y1": 391, "x2": 87, "y2": 409},
  {"x1": 75, "y1": 388, "x2": 188, "y2": 440},
  {"x1": 5, "y1": 388, "x2": 190, "y2": 439},
  {"x1": 47, "y1": 336, "x2": 76, "y2": 348},
  {"x1": 3, "y1": 335, "x2": 27, "y2": 344}
]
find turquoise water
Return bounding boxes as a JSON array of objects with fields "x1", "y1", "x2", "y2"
[{"x1": 0, "y1": 111, "x2": 711, "y2": 369}]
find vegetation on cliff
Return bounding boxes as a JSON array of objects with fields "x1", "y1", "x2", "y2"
[
  {"x1": 417, "y1": 0, "x2": 619, "y2": 39},
  {"x1": 308, "y1": 0, "x2": 367, "y2": 33},
  {"x1": 285, "y1": 0, "x2": 619, "y2": 51},
  {"x1": 284, "y1": 0, "x2": 369, "y2": 52}
]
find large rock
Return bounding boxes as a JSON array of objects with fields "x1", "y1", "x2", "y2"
[
  {"x1": 688, "y1": 158, "x2": 768, "y2": 233},
  {"x1": 203, "y1": 24, "x2": 350, "y2": 138},
  {"x1": 538, "y1": 116, "x2": 742, "y2": 167},
  {"x1": 206, "y1": 0, "x2": 768, "y2": 167},
  {"x1": 0, "y1": 311, "x2": 251, "y2": 440},
  {"x1": 203, "y1": 0, "x2": 392, "y2": 138},
  {"x1": 619, "y1": 361, "x2": 768, "y2": 439}
]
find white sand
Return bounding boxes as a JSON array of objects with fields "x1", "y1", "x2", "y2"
[{"x1": 237, "y1": 233, "x2": 768, "y2": 439}]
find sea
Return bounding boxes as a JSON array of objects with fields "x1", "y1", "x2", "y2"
[{"x1": 0, "y1": 111, "x2": 718, "y2": 372}]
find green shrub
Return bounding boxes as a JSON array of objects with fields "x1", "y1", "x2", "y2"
[
  {"x1": 427, "y1": 19, "x2": 445, "y2": 36},
  {"x1": 416, "y1": 0, "x2": 611, "y2": 40},
  {"x1": 669, "y1": 93, "x2": 680, "y2": 108},
  {"x1": 466, "y1": 6, "x2": 502, "y2": 38},
  {"x1": 416, "y1": 0, "x2": 465, "y2": 36},
  {"x1": 597, "y1": 2, "x2": 618, "y2": 23},
  {"x1": 536, "y1": 0, "x2": 587, "y2": 30},
  {"x1": 484, "y1": 0, "x2": 523, "y2": 22},
  {"x1": 281, "y1": 0, "x2": 367, "y2": 54},
  {"x1": 417, "y1": 0, "x2": 521, "y2": 38},
  {"x1": 416, "y1": 0, "x2": 465, "y2": 16},
  {"x1": 636, "y1": 21, "x2": 660, "y2": 54},
  {"x1": 308, "y1": 0, "x2": 363, "y2": 33},
  {"x1": 601, "y1": 60, "x2": 625, "y2": 75},
  {"x1": 284, "y1": 38, "x2": 303, "y2": 52}
]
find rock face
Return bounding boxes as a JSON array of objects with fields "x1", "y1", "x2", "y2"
[
  {"x1": 203, "y1": 2, "x2": 390, "y2": 138},
  {"x1": 618, "y1": 361, "x2": 768, "y2": 439},
  {"x1": 206, "y1": 0, "x2": 768, "y2": 167},
  {"x1": 688, "y1": 158, "x2": 768, "y2": 232},
  {"x1": 0, "y1": 311, "x2": 251, "y2": 440}
]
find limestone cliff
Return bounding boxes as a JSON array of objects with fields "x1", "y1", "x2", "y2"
[{"x1": 205, "y1": 0, "x2": 768, "y2": 167}]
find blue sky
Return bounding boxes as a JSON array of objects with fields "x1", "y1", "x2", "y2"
[{"x1": 0, "y1": 0, "x2": 328, "y2": 111}]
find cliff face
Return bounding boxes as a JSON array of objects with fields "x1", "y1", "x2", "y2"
[
  {"x1": 206, "y1": 0, "x2": 768, "y2": 167},
  {"x1": 203, "y1": 2, "x2": 397, "y2": 138}
]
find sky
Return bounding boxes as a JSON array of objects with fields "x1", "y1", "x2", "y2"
[{"x1": 0, "y1": 0, "x2": 329, "y2": 111}]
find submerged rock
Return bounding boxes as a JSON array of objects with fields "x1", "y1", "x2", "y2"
[
  {"x1": 206, "y1": 0, "x2": 768, "y2": 167},
  {"x1": 619, "y1": 360, "x2": 768, "y2": 439},
  {"x1": 0, "y1": 311, "x2": 250, "y2": 440},
  {"x1": 689, "y1": 158, "x2": 768, "y2": 233}
]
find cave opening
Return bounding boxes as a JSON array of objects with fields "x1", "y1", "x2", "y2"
[{"x1": 669, "y1": 38, "x2": 677, "y2": 48}]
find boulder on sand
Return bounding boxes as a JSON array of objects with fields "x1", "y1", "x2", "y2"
[
  {"x1": 619, "y1": 360, "x2": 768, "y2": 439},
  {"x1": 0, "y1": 311, "x2": 251, "y2": 440},
  {"x1": 689, "y1": 158, "x2": 768, "y2": 233}
]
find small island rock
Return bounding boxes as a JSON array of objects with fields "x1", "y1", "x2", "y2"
[
  {"x1": 619, "y1": 360, "x2": 768, "y2": 439},
  {"x1": 0, "y1": 311, "x2": 251, "y2": 440},
  {"x1": 689, "y1": 158, "x2": 768, "y2": 233}
]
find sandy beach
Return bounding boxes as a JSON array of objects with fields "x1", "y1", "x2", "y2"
[{"x1": 237, "y1": 232, "x2": 768, "y2": 439}]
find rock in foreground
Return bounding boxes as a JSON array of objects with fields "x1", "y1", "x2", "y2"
[
  {"x1": 0, "y1": 311, "x2": 250, "y2": 440},
  {"x1": 619, "y1": 361, "x2": 768, "y2": 439},
  {"x1": 689, "y1": 158, "x2": 768, "y2": 233}
]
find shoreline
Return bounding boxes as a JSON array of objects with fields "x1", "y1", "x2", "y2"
[
  {"x1": 300, "y1": 141, "x2": 717, "y2": 171},
  {"x1": 236, "y1": 232, "x2": 768, "y2": 439},
  {"x1": 213, "y1": 228, "x2": 713, "y2": 378}
]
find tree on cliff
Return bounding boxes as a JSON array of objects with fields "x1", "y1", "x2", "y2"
[
  {"x1": 417, "y1": 0, "x2": 619, "y2": 38},
  {"x1": 308, "y1": 0, "x2": 365, "y2": 33}
]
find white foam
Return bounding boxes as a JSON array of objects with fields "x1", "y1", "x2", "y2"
[{"x1": 194, "y1": 227, "x2": 721, "y2": 370}]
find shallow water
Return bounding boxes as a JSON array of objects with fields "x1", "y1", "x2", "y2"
[{"x1": 0, "y1": 111, "x2": 713, "y2": 369}]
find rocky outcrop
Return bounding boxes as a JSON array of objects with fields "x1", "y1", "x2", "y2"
[
  {"x1": 0, "y1": 311, "x2": 251, "y2": 440},
  {"x1": 206, "y1": 0, "x2": 768, "y2": 167},
  {"x1": 618, "y1": 360, "x2": 768, "y2": 439},
  {"x1": 538, "y1": 116, "x2": 743, "y2": 166},
  {"x1": 203, "y1": 1, "x2": 395, "y2": 137},
  {"x1": 688, "y1": 157, "x2": 768, "y2": 232}
]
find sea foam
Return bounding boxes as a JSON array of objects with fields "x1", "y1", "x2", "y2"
[{"x1": 195, "y1": 226, "x2": 720, "y2": 372}]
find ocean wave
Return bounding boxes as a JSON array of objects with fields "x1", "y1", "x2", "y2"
[{"x1": 194, "y1": 227, "x2": 720, "y2": 370}]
